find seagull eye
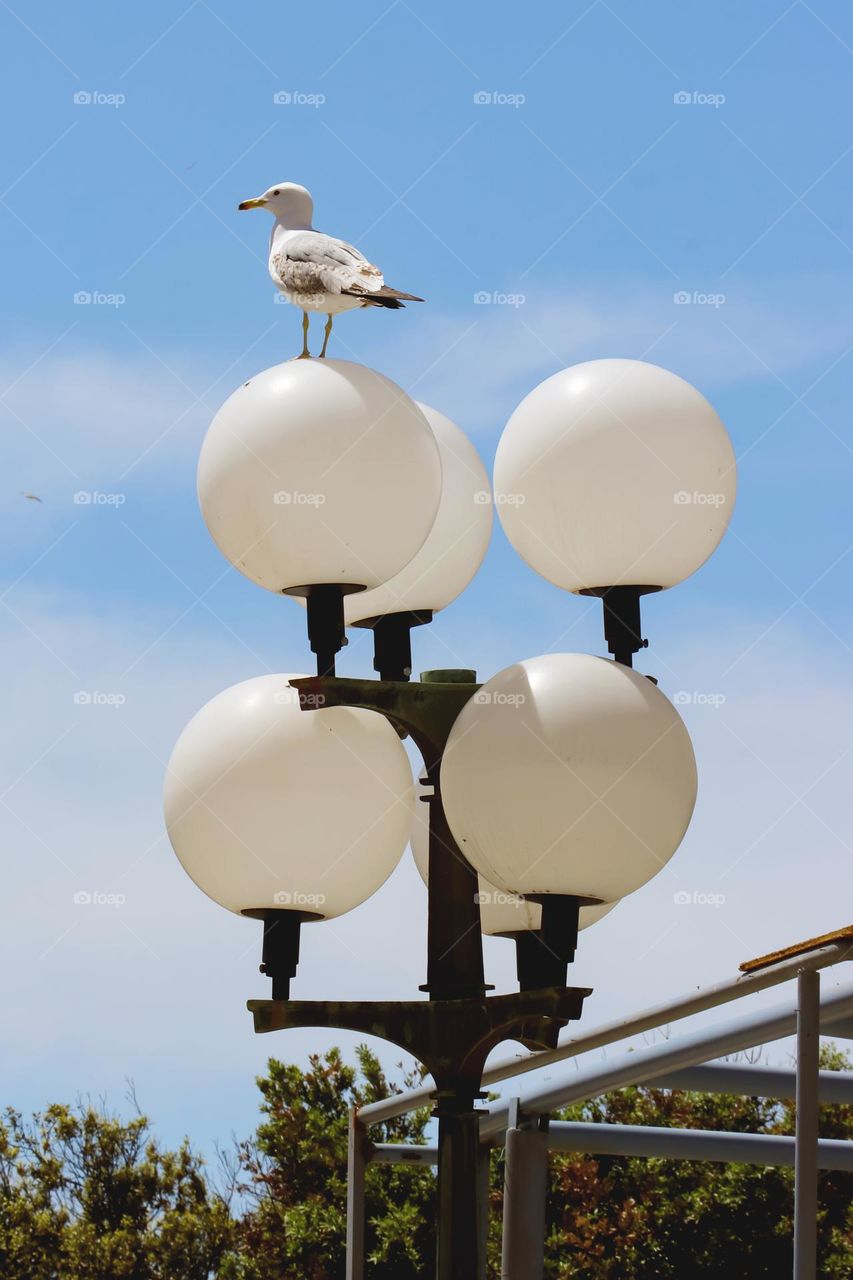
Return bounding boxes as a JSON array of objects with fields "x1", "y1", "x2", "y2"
[{"x1": 272, "y1": 189, "x2": 280, "y2": 196}]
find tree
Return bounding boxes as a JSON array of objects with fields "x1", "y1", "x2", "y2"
[
  {"x1": 0, "y1": 1099, "x2": 234, "y2": 1279},
  {"x1": 226, "y1": 1045, "x2": 434, "y2": 1280},
  {"x1": 233, "y1": 1042, "x2": 852, "y2": 1278},
  {"x1": 0, "y1": 1044, "x2": 849, "y2": 1278},
  {"x1": 491, "y1": 1042, "x2": 853, "y2": 1279}
]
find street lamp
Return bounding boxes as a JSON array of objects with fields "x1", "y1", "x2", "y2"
[{"x1": 166, "y1": 354, "x2": 735, "y2": 1280}]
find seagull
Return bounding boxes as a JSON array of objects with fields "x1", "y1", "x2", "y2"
[
  {"x1": 237, "y1": 183, "x2": 423, "y2": 359},
  {"x1": 20, "y1": 491, "x2": 42, "y2": 502}
]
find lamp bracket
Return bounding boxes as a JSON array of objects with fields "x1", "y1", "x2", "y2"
[{"x1": 248, "y1": 985, "x2": 590, "y2": 1108}]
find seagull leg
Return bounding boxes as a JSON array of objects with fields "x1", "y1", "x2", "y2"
[
  {"x1": 319, "y1": 314, "x2": 333, "y2": 359},
  {"x1": 296, "y1": 311, "x2": 311, "y2": 359}
]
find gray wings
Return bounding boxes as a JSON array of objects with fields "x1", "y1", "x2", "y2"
[{"x1": 271, "y1": 231, "x2": 384, "y2": 296}]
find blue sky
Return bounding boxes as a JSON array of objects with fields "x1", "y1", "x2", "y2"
[{"x1": 2, "y1": 1, "x2": 853, "y2": 1159}]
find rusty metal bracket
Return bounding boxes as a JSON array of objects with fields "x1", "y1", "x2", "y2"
[{"x1": 249, "y1": 985, "x2": 590, "y2": 1105}]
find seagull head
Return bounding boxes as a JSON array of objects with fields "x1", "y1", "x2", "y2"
[{"x1": 238, "y1": 183, "x2": 314, "y2": 228}]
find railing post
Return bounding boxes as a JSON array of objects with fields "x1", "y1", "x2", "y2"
[
  {"x1": 794, "y1": 969, "x2": 820, "y2": 1280},
  {"x1": 347, "y1": 1108, "x2": 368, "y2": 1280},
  {"x1": 500, "y1": 1100, "x2": 549, "y2": 1280}
]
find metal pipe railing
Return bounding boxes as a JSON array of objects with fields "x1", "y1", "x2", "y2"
[
  {"x1": 547, "y1": 1121, "x2": 853, "y2": 1171},
  {"x1": 348, "y1": 942, "x2": 853, "y2": 1280},
  {"x1": 648, "y1": 1062, "x2": 853, "y2": 1104},
  {"x1": 371, "y1": 1124, "x2": 853, "y2": 1173},
  {"x1": 357, "y1": 941, "x2": 852, "y2": 1128},
  {"x1": 481, "y1": 983, "x2": 853, "y2": 1138}
]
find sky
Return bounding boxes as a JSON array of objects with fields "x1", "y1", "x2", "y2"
[{"x1": 2, "y1": 0, "x2": 853, "y2": 1161}]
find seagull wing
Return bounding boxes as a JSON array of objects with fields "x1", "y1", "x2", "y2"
[{"x1": 271, "y1": 231, "x2": 385, "y2": 297}]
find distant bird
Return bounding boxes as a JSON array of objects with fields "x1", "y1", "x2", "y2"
[
  {"x1": 20, "y1": 491, "x2": 42, "y2": 502},
  {"x1": 237, "y1": 183, "x2": 423, "y2": 359}
]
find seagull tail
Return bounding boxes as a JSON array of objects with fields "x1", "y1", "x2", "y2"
[{"x1": 358, "y1": 285, "x2": 425, "y2": 308}]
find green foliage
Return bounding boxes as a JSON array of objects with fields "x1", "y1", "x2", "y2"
[
  {"x1": 225, "y1": 1045, "x2": 435, "y2": 1280},
  {"x1": 0, "y1": 1100, "x2": 234, "y2": 1279},
  {"x1": 1, "y1": 1043, "x2": 850, "y2": 1278}
]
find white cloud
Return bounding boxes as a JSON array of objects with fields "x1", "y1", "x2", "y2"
[{"x1": 376, "y1": 272, "x2": 853, "y2": 434}]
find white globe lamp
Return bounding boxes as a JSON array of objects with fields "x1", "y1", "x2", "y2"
[
  {"x1": 440, "y1": 653, "x2": 697, "y2": 905},
  {"x1": 164, "y1": 673, "x2": 414, "y2": 996},
  {"x1": 494, "y1": 359, "x2": 736, "y2": 664},
  {"x1": 198, "y1": 360, "x2": 443, "y2": 674}
]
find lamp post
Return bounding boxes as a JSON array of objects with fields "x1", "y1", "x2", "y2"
[{"x1": 165, "y1": 355, "x2": 735, "y2": 1279}]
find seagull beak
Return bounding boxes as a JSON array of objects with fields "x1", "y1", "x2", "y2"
[{"x1": 238, "y1": 196, "x2": 267, "y2": 211}]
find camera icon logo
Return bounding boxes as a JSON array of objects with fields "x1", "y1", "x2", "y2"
[
  {"x1": 273, "y1": 890, "x2": 293, "y2": 905},
  {"x1": 473, "y1": 290, "x2": 491, "y2": 305},
  {"x1": 473, "y1": 490, "x2": 492, "y2": 504},
  {"x1": 73, "y1": 91, "x2": 93, "y2": 105},
  {"x1": 273, "y1": 91, "x2": 292, "y2": 105},
  {"x1": 473, "y1": 91, "x2": 492, "y2": 105},
  {"x1": 673, "y1": 91, "x2": 692, "y2": 105},
  {"x1": 73, "y1": 890, "x2": 92, "y2": 905},
  {"x1": 673, "y1": 890, "x2": 692, "y2": 905}
]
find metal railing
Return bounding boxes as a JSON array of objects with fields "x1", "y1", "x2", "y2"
[{"x1": 346, "y1": 933, "x2": 853, "y2": 1280}]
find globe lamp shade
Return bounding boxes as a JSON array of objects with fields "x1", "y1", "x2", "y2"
[
  {"x1": 197, "y1": 360, "x2": 442, "y2": 594},
  {"x1": 440, "y1": 654, "x2": 697, "y2": 904},
  {"x1": 493, "y1": 359, "x2": 736, "y2": 593},
  {"x1": 164, "y1": 674, "x2": 414, "y2": 919}
]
